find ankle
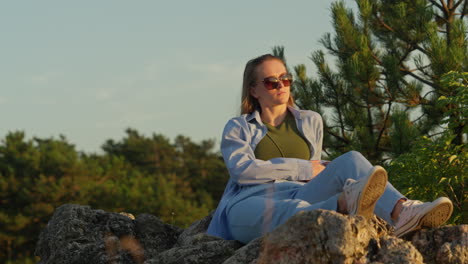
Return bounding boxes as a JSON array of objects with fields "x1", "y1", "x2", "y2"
[
  {"x1": 391, "y1": 198, "x2": 406, "y2": 221},
  {"x1": 337, "y1": 193, "x2": 347, "y2": 214}
]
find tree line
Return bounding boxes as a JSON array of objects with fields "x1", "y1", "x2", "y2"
[{"x1": 0, "y1": 130, "x2": 229, "y2": 263}]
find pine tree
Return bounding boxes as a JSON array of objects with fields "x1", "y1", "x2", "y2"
[{"x1": 281, "y1": 0, "x2": 467, "y2": 163}]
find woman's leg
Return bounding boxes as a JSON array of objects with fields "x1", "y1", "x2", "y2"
[
  {"x1": 294, "y1": 151, "x2": 405, "y2": 223},
  {"x1": 226, "y1": 193, "x2": 340, "y2": 244}
]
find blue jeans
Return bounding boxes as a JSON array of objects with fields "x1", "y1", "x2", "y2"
[{"x1": 226, "y1": 151, "x2": 405, "y2": 243}]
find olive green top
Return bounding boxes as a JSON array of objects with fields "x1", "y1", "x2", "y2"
[{"x1": 254, "y1": 111, "x2": 311, "y2": 161}]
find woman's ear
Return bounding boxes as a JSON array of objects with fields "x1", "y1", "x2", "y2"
[{"x1": 250, "y1": 87, "x2": 258, "y2": 99}]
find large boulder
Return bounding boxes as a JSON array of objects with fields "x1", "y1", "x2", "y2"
[
  {"x1": 408, "y1": 225, "x2": 468, "y2": 264},
  {"x1": 35, "y1": 204, "x2": 181, "y2": 264},
  {"x1": 224, "y1": 210, "x2": 423, "y2": 264},
  {"x1": 36, "y1": 204, "x2": 467, "y2": 264}
]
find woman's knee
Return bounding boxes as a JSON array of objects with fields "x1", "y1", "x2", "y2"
[
  {"x1": 329, "y1": 150, "x2": 372, "y2": 172},
  {"x1": 341, "y1": 150, "x2": 368, "y2": 163}
]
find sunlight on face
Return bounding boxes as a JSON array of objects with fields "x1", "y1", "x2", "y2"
[{"x1": 250, "y1": 59, "x2": 291, "y2": 110}]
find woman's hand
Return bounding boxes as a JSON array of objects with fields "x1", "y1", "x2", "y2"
[
  {"x1": 311, "y1": 160, "x2": 326, "y2": 177},
  {"x1": 299, "y1": 160, "x2": 328, "y2": 183}
]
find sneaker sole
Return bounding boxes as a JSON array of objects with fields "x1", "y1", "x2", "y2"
[
  {"x1": 395, "y1": 197, "x2": 453, "y2": 237},
  {"x1": 355, "y1": 166, "x2": 388, "y2": 218}
]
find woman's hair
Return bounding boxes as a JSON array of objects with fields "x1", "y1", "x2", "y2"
[{"x1": 241, "y1": 54, "x2": 295, "y2": 115}]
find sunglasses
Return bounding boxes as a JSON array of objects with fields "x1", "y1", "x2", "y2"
[{"x1": 261, "y1": 73, "x2": 293, "y2": 90}]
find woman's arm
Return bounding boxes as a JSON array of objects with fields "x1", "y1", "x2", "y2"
[{"x1": 221, "y1": 118, "x2": 314, "y2": 185}]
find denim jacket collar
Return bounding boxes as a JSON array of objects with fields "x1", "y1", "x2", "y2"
[{"x1": 246, "y1": 105, "x2": 303, "y2": 124}]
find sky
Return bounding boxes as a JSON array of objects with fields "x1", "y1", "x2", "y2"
[{"x1": 0, "y1": 1, "x2": 336, "y2": 154}]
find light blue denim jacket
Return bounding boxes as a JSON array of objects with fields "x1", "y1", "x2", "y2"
[{"x1": 206, "y1": 106, "x2": 323, "y2": 240}]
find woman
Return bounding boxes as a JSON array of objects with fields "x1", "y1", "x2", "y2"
[{"x1": 206, "y1": 54, "x2": 453, "y2": 244}]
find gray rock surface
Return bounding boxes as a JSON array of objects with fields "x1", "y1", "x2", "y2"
[
  {"x1": 176, "y1": 212, "x2": 221, "y2": 247},
  {"x1": 134, "y1": 213, "x2": 182, "y2": 260},
  {"x1": 145, "y1": 240, "x2": 242, "y2": 264},
  {"x1": 235, "y1": 210, "x2": 421, "y2": 264},
  {"x1": 36, "y1": 204, "x2": 467, "y2": 264},
  {"x1": 35, "y1": 204, "x2": 181, "y2": 264},
  {"x1": 408, "y1": 225, "x2": 468, "y2": 264},
  {"x1": 35, "y1": 204, "x2": 139, "y2": 264},
  {"x1": 222, "y1": 238, "x2": 262, "y2": 264},
  {"x1": 367, "y1": 236, "x2": 424, "y2": 264}
]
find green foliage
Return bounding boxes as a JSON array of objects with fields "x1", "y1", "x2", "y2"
[
  {"x1": 0, "y1": 130, "x2": 228, "y2": 263},
  {"x1": 281, "y1": 0, "x2": 468, "y2": 163},
  {"x1": 387, "y1": 133, "x2": 466, "y2": 224},
  {"x1": 438, "y1": 71, "x2": 468, "y2": 145}
]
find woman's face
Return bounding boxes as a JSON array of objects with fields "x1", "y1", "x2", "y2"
[{"x1": 250, "y1": 59, "x2": 290, "y2": 109}]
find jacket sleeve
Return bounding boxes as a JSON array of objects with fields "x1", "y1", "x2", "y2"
[
  {"x1": 220, "y1": 118, "x2": 314, "y2": 185},
  {"x1": 309, "y1": 112, "x2": 323, "y2": 161}
]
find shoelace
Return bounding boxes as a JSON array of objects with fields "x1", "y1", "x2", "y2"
[{"x1": 344, "y1": 178, "x2": 356, "y2": 188}]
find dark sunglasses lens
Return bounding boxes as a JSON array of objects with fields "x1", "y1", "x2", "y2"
[
  {"x1": 264, "y1": 77, "x2": 280, "y2": 90},
  {"x1": 280, "y1": 74, "x2": 292, "y2": 87}
]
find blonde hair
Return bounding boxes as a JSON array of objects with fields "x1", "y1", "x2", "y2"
[{"x1": 241, "y1": 54, "x2": 295, "y2": 115}]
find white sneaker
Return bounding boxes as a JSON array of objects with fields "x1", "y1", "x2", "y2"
[
  {"x1": 394, "y1": 197, "x2": 453, "y2": 237},
  {"x1": 343, "y1": 166, "x2": 388, "y2": 218}
]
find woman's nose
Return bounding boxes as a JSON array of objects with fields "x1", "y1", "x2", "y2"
[{"x1": 276, "y1": 81, "x2": 284, "y2": 89}]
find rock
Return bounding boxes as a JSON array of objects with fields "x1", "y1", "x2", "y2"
[
  {"x1": 367, "y1": 236, "x2": 424, "y2": 264},
  {"x1": 134, "y1": 214, "x2": 182, "y2": 260},
  {"x1": 35, "y1": 204, "x2": 181, "y2": 264},
  {"x1": 222, "y1": 238, "x2": 262, "y2": 264},
  {"x1": 408, "y1": 225, "x2": 468, "y2": 264},
  {"x1": 35, "y1": 204, "x2": 139, "y2": 264},
  {"x1": 225, "y1": 210, "x2": 421, "y2": 264},
  {"x1": 145, "y1": 240, "x2": 243, "y2": 264},
  {"x1": 36, "y1": 204, "x2": 467, "y2": 264},
  {"x1": 177, "y1": 212, "x2": 221, "y2": 246}
]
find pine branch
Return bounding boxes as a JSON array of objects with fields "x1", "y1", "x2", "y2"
[
  {"x1": 440, "y1": 0, "x2": 450, "y2": 14},
  {"x1": 323, "y1": 148, "x2": 331, "y2": 157},
  {"x1": 428, "y1": 131, "x2": 446, "y2": 137},
  {"x1": 376, "y1": 101, "x2": 393, "y2": 151},
  {"x1": 334, "y1": 101, "x2": 349, "y2": 141},
  {"x1": 400, "y1": 67, "x2": 419, "y2": 73},
  {"x1": 329, "y1": 83, "x2": 349, "y2": 141},
  {"x1": 398, "y1": 47, "x2": 414, "y2": 65},
  {"x1": 378, "y1": 81, "x2": 394, "y2": 99},
  {"x1": 347, "y1": 96, "x2": 371, "y2": 108},
  {"x1": 435, "y1": 14, "x2": 450, "y2": 23},
  {"x1": 365, "y1": 104, "x2": 374, "y2": 141},
  {"x1": 429, "y1": 0, "x2": 444, "y2": 10},
  {"x1": 328, "y1": 125, "x2": 353, "y2": 132},
  {"x1": 370, "y1": 50, "x2": 383, "y2": 65},
  {"x1": 401, "y1": 69, "x2": 438, "y2": 89},
  {"x1": 326, "y1": 128, "x2": 351, "y2": 144},
  {"x1": 416, "y1": 64, "x2": 434, "y2": 79},
  {"x1": 422, "y1": 90, "x2": 438, "y2": 99},
  {"x1": 373, "y1": 13, "x2": 395, "y2": 32},
  {"x1": 453, "y1": 0, "x2": 464, "y2": 10},
  {"x1": 414, "y1": 44, "x2": 428, "y2": 55},
  {"x1": 412, "y1": 112, "x2": 428, "y2": 123},
  {"x1": 461, "y1": 0, "x2": 468, "y2": 19}
]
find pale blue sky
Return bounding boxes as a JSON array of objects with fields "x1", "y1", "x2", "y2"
[{"x1": 0, "y1": 1, "x2": 335, "y2": 153}]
